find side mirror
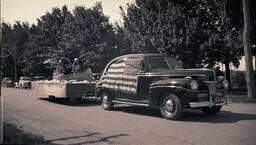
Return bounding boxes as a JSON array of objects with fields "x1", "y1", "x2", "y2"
[{"x1": 140, "y1": 62, "x2": 146, "y2": 73}]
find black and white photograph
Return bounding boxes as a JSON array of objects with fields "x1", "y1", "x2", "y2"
[{"x1": 1, "y1": 0, "x2": 256, "y2": 144}]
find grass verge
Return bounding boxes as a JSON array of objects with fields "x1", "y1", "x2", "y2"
[{"x1": 3, "y1": 121, "x2": 53, "y2": 145}]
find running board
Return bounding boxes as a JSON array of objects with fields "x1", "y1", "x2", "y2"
[{"x1": 112, "y1": 100, "x2": 148, "y2": 107}]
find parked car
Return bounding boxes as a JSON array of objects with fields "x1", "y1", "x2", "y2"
[
  {"x1": 1, "y1": 77, "x2": 13, "y2": 87},
  {"x1": 17, "y1": 77, "x2": 32, "y2": 89},
  {"x1": 96, "y1": 54, "x2": 229, "y2": 120}
]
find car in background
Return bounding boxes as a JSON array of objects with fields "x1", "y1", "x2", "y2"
[
  {"x1": 17, "y1": 77, "x2": 32, "y2": 89},
  {"x1": 1, "y1": 77, "x2": 13, "y2": 87}
]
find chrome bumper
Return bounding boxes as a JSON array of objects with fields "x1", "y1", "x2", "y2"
[
  {"x1": 189, "y1": 102, "x2": 224, "y2": 108},
  {"x1": 189, "y1": 98, "x2": 231, "y2": 108},
  {"x1": 189, "y1": 81, "x2": 231, "y2": 108}
]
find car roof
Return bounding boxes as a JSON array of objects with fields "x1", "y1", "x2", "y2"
[
  {"x1": 20, "y1": 77, "x2": 31, "y2": 79},
  {"x1": 33, "y1": 76, "x2": 44, "y2": 78},
  {"x1": 119, "y1": 53, "x2": 164, "y2": 58},
  {"x1": 102, "y1": 53, "x2": 165, "y2": 73},
  {"x1": 3, "y1": 77, "x2": 12, "y2": 80},
  {"x1": 112, "y1": 53, "x2": 165, "y2": 62}
]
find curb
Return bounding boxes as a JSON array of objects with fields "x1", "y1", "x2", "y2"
[{"x1": 226, "y1": 94, "x2": 256, "y2": 103}]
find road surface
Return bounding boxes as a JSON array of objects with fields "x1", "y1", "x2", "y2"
[{"x1": 2, "y1": 88, "x2": 256, "y2": 145}]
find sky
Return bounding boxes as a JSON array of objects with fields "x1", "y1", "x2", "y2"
[{"x1": 1, "y1": 0, "x2": 134, "y2": 25}]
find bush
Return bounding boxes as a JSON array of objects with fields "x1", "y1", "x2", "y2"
[{"x1": 230, "y1": 71, "x2": 246, "y2": 88}]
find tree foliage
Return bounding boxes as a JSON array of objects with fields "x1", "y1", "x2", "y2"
[
  {"x1": 1, "y1": 21, "x2": 30, "y2": 79},
  {"x1": 58, "y1": 2, "x2": 116, "y2": 72},
  {"x1": 1, "y1": 0, "x2": 255, "y2": 81},
  {"x1": 118, "y1": 0, "x2": 249, "y2": 69},
  {"x1": 1, "y1": 3, "x2": 117, "y2": 79}
]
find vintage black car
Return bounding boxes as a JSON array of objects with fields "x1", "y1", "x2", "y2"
[{"x1": 95, "y1": 54, "x2": 229, "y2": 120}]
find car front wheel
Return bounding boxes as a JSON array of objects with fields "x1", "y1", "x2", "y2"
[
  {"x1": 201, "y1": 106, "x2": 222, "y2": 115},
  {"x1": 160, "y1": 93, "x2": 184, "y2": 120},
  {"x1": 101, "y1": 91, "x2": 114, "y2": 110}
]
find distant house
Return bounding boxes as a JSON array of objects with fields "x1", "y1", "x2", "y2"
[
  {"x1": 232, "y1": 56, "x2": 256, "y2": 71},
  {"x1": 219, "y1": 56, "x2": 255, "y2": 88},
  {"x1": 219, "y1": 56, "x2": 256, "y2": 71}
]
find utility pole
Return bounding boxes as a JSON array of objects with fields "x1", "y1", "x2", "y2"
[
  {"x1": 253, "y1": 44, "x2": 256, "y2": 70},
  {"x1": 0, "y1": 3, "x2": 3, "y2": 143},
  {"x1": 14, "y1": 45, "x2": 17, "y2": 82},
  {"x1": 242, "y1": 0, "x2": 256, "y2": 100}
]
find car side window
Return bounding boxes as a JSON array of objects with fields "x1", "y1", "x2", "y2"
[{"x1": 146, "y1": 57, "x2": 170, "y2": 72}]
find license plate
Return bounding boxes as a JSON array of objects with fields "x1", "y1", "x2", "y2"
[{"x1": 213, "y1": 96, "x2": 224, "y2": 103}]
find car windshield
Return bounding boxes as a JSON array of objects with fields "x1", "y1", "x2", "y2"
[
  {"x1": 22, "y1": 78, "x2": 31, "y2": 81},
  {"x1": 147, "y1": 56, "x2": 183, "y2": 72},
  {"x1": 165, "y1": 57, "x2": 183, "y2": 69}
]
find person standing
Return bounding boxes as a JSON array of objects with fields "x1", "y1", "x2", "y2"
[
  {"x1": 72, "y1": 58, "x2": 82, "y2": 75},
  {"x1": 53, "y1": 60, "x2": 65, "y2": 79},
  {"x1": 215, "y1": 66, "x2": 224, "y2": 77}
]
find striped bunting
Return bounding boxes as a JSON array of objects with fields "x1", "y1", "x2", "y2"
[{"x1": 102, "y1": 57, "x2": 141, "y2": 93}]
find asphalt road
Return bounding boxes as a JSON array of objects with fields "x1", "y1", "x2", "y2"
[{"x1": 2, "y1": 87, "x2": 256, "y2": 145}]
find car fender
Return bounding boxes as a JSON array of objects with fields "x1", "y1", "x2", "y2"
[{"x1": 149, "y1": 79, "x2": 192, "y2": 108}]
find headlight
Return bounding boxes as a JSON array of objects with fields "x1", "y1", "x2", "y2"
[
  {"x1": 190, "y1": 80, "x2": 198, "y2": 90},
  {"x1": 217, "y1": 76, "x2": 224, "y2": 81},
  {"x1": 223, "y1": 80, "x2": 229, "y2": 90}
]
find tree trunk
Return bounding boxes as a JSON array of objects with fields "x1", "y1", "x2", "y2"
[
  {"x1": 225, "y1": 62, "x2": 231, "y2": 88},
  {"x1": 242, "y1": 0, "x2": 256, "y2": 100},
  {"x1": 253, "y1": 45, "x2": 256, "y2": 70}
]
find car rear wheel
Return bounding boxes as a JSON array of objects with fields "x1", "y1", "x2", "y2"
[
  {"x1": 48, "y1": 95, "x2": 55, "y2": 100},
  {"x1": 69, "y1": 97, "x2": 81, "y2": 105},
  {"x1": 160, "y1": 93, "x2": 184, "y2": 120},
  {"x1": 101, "y1": 91, "x2": 114, "y2": 110},
  {"x1": 201, "y1": 106, "x2": 222, "y2": 115}
]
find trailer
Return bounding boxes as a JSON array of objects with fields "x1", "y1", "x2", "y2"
[{"x1": 32, "y1": 80, "x2": 97, "y2": 104}]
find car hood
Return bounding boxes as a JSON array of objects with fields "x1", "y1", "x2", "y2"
[
  {"x1": 151, "y1": 78, "x2": 191, "y2": 87},
  {"x1": 142, "y1": 69, "x2": 215, "y2": 81}
]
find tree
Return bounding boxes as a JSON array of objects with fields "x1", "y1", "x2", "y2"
[
  {"x1": 1, "y1": 21, "x2": 30, "y2": 80},
  {"x1": 58, "y1": 2, "x2": 117, "y2": 72},
  {"x1": 114, "y1": 23, "x2": 133, "y2": 55},
  {"x1": 119, "y1": 0, "x2": 219, "y2": 67},
  {"x1": 201, "y1": 0, "x2": 255, "y2": 84},
  {"x1": 1, "y1": 22, "x2": 15, "y2": 78},
  {"x1": 242, "y1": 0, "x2": 255, "y2": 99},
  {"x1": 12, "y1": 21, "x2": 31, "y2": 79},
  {"x1": 23, "y1": 5, "x2": 71, "y2": 77},
  {"x1": 119, "y1": 0, "x2": 245, "y2": 79},
  {"x1": 201, "y1": 0, "x2": 243, "y2": 84}
]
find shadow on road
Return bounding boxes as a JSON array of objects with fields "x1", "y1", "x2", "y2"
[
  {"x1": 45, "y1": 132, "x2": 101, "y2": 143},
  {"x1": 114, "y1": 105, "x2": 162, "y2": 118},
  {"x1": 44, "y1": 132, "x2": 128, "y2": 145},
  {"x1": 181, "y1": 110, "x2": 256, "y2": 123},
  {"x1": 114, "y1": 105, "x2": 256, "y2": 123},
  {"x1": 38, "y1": 97, "x2": 101, "y2": 107}
]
